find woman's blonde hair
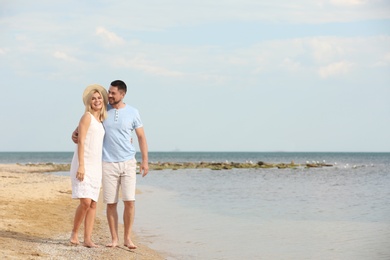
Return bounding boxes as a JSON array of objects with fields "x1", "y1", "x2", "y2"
[{"x1": 84, "y1": 89, "x2": 107, "y2": 122}]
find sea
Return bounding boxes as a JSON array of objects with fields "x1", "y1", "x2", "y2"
[{"x1": 1, "y1": 152, "x2": 389, "y2": 260}]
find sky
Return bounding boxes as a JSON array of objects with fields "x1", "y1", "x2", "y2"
[{"x1": 1, "y1": 0, "x2": 389, "y2": 152}]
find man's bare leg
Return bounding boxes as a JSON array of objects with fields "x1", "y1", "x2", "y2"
[
  {"x1": 106, "y1": 203, "x2": 119, "y2": 247},
  {"x1": 123, "y1": 200, "x2": 137, "y2": 249}
]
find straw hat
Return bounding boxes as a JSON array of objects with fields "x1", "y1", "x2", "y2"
[{"x1": 82, "y1": 84, "x2": 108, "y2": 105}]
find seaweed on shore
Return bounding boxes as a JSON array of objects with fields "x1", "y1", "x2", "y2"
[
  {"x1": 145, "y1": 161, "x2": 333, "y2": 171},
  {"x1": 18, "y1": 160, "x2": 333, "y2": 173}
]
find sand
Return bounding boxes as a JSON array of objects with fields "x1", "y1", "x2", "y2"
[{"x1": 0, "y1": 164, "x2": 165, "y2": 260}]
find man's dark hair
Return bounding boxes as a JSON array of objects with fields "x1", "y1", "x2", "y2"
[{"x1": 111, "y1": 80, "x2": 127, "y2": 93}]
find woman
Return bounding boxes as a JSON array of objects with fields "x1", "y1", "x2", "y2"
[{"x1": 69, "y1": 84, "x2": 107, "y2": 247}]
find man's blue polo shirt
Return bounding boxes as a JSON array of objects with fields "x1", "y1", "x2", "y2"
[{"x1": 102, "y1": 104, "x2": 143, "y2": 162}]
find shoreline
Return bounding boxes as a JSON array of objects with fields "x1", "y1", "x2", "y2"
[
  {"x1": 0, "y1": 164, "x2": 164, "y2": 259},
  {"x1": 13, "y1": 160, "x2": 334, "y2": 172}
]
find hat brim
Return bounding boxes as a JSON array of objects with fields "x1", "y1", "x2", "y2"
[{"x1": 82, "y1": 84, "x2": 108, "y2": 106}]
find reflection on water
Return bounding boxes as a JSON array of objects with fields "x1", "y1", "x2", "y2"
[{"x1": 135, "y1": 164, "x2": 390, "y2": 260}]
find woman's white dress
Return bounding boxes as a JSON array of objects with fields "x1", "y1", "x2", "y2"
[{"x1": 70, "y1": 113, "x2": 105, "y2": 202}]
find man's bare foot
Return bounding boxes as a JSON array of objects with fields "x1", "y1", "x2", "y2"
[
  {"x1": 106, "y1": 240, "x2": 118, "y2": 248},
  {"x1": 124, "y1": 240, "x2": 137, "y2": 250},
  {"x1": 83, "y1": 242, "x2": 99, "y2": 248}
]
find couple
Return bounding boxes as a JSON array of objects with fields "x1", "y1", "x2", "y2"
[{"x1": 69, "y1": 80, "x2": 148, "y2": 249}]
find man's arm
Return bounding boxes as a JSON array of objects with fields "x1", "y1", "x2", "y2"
[
  {"x1": 135, "y1": 127, "x2": 149, "y2": 177},
  {"x1": 71, "y1": 127, "x2": 79, "y2": 144},
  {"x1": 76, "y1": 113, "x2": 91, "y2": 181}
]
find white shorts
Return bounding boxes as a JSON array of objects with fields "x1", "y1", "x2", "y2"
[{"x1": 102, "y1": 159, "x2": 137, "y2": 204}]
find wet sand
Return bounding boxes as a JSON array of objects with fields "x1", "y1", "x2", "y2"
[{"x1": 0, "y1": 164, "x2": 164, "y2": 260}]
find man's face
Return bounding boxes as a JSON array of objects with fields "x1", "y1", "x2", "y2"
[{"x1": 108, "y1": 86, "x2": 125, "y2": 105}]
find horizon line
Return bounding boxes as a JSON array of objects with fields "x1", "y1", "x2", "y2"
[{"x1": 0, "y1": 150, "x2": 389, "y2": 153}]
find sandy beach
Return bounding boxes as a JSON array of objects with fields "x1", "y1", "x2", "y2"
[{"x1": 0, "y1": 164, "x2": 164, "y2": 260}]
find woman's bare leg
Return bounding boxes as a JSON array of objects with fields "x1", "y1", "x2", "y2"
[
  {"x1": 83, "y1": 200, "x2": 98, "y2": 247},
  {"x1": 70, "y1": 198, "x2": 91, "y2": 245}
]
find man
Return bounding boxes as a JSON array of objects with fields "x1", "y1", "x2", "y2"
[{"x1": 73, "y1": 80, "x2": 148, "y2": 249}]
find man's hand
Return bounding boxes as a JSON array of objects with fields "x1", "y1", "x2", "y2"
[
  {"x1": 140, "y1": 161, "x2": 149, "y2": 177},
  {"x1": 71, "y1": 128, "x2": 79, "y2": 144}
]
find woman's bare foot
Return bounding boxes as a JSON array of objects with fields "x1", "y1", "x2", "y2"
[
  {"x1": 69, "y1": 240, "x2": 79, "y2": 246},
  {"x1": 124, "y1": 239, "x2": 137, "y2": 250},
  {"x1": 83, "y1": 241, "x2": 99, "y2": 248},
  {"x1": 70, "y1": 232, "x2": 80, "y2": 245}
]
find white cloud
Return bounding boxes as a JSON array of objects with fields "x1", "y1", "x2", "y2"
[
  {"x1": 95, "y1": 1, "x2": 390, "y2": 31},
  {"x1": 382, "y1": 52, "x2": 390, "y2": 63},
  {"x1": 105, "y1": 35, "x2": 387, "y2": 82},
  {"x1": 281, "y1": 58, "x2": 302, "y2": 71},
  {"x1": 373, "y1": 52, "x2": 390, "y2": 67},
  {"x1": 329, "y1": 0, "x2": 367, "y2": 6},
  {"x1": 115, "y1": 56, "x2": 184, "y2": 77},
  {"x1": 307, "y1": 37, "x2": 346, "y2": 63},
  {"x1": 198, "y1": 73, "x2": 228, "y2": 85},
  {"x1": 226, "y1": 57, "x2": 248, "y2": 66},
  {"x1": 0, "y1": 48, "x2": 6, "y2": 55},
  {"x1": 53, "y1": 51, "x2": 77, "y2": 62},
  {"x1": 318, "y1": 61, "x2": 353, "y2": 78},
  {"x1": 96, "y1": 27, "x2": 125, "y2": 45}
]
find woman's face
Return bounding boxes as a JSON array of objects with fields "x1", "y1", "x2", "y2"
[{"x1": 90, "y1": 91, "x2": 103, "y2": 111}]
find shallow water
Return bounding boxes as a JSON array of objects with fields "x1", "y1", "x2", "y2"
[
  {"x1": 135, "y1": 161, "x2": 390, "y2": 259},
  {"x1": 5, "y1": 152, "x2": 388, "y2": 259}
]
